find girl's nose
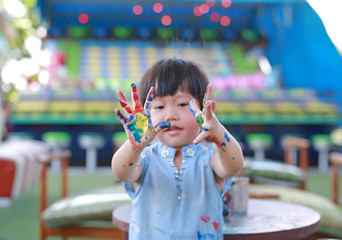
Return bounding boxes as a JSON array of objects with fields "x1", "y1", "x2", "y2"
[{"x1": 165, "y1": 106, "x2": 178, "y2": 121}]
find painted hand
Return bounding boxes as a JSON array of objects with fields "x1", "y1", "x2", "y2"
[
  {"x1": 114, "y1": 83, "x2": 171, "y2": 151},
  {"x1": 189, "y1": 84, "x2": 230, "y2": 150}
]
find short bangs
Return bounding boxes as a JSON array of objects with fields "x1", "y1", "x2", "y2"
[{"x1": 138, "y1": 57, "x2": 209, "y2": 109}]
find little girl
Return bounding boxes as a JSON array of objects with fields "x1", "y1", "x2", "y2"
[{"x1": 112, "y1": 57, "x2": 243, "y2": 240}]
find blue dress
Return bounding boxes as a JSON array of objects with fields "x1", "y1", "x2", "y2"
[{"x1": 124, "y1": 142, "x2": 231, "y2": 240}]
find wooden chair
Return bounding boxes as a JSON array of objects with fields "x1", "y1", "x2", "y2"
[
  {"x1": 283, "y1": 136, "x2": 310, "y2": 190},
  {"x1": 307, "y1": 152, "x2": 342, "y2": 240},
  {"x1": 329, "y1": 152, "x2": 342, "y2": 205},
  {"x1": 39, "y1": 150, "x2": 123, "y2": 240}
]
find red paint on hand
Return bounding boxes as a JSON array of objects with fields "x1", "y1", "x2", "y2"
[
  {"x1": 132, "y1": 84, "x2": 143, "y2": 113},
  {"x1": 205, "y1": 135, "x2": 222, "y2": 148}
]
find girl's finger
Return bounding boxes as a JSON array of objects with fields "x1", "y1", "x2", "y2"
[
  {"x1": 202, "y1": 123, "x2": 210, "y2": 132},
  {"x1": 116, "y1": 90, "x2": 133, "y2": 115},
  {"x1": 144, "y1": 87, "x2": 155, "y2": 116},
  {"x1": 203, "y1": 83, "x2": 213, "y2": 105},
  {"x1": 114, "y1": 108, "x2": 129, "y2": 126},
  {"x1": 131, "y1": 83, "x2": 143, "y2": 113},
  {"x1": 193, "y1": 131, "x2": 207, "y2": 145},
  {"x1": 204, "y1": 100, "x2": 213, "y2": 120},
  {"x1": 190, "y1": 99, "x2": 204, "y2": 127},
  {"x1": 154, "y1": 121, "x2": 171, "y2": 134}
]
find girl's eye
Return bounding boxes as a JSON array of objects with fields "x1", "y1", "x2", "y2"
[
  {"x1": 155, "y1": 106, "x2": 164, "y2": 109},
  {"x1": 178, "y1": 103, "x2": 188, "y2": 107}
]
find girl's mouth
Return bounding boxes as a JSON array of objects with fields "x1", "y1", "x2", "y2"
[{"x1": 165, "y1": 126, "x2": 182, "y2": 135}]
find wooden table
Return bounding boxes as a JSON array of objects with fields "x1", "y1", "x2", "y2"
[
  {"x1": 112, "y1": 199, "x2": 320, "y2": 240},
  {"x1": 223, "y1": 199, "x2": 320, "y2": 240},
  {"x1": 112, "y1": 204, "x2": 131, "y2": 240}
]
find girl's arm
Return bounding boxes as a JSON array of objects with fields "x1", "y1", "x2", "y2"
[
  {"x1": 190, "y1": 84, "x2": 244, "y2": 180},
  {"x1": 205, "y1": 123, "x2": 244, "y2": 180},
  {"x1": 111, "y1": 84, "x2": 170, "y2": 182},
  {"x1": 111, "y1": 140, "x2": 143, "y2": 182}
]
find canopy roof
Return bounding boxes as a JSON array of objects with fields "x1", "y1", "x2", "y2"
[{"x1": 36, "y1": 0, "x2": 342, "y2": 91}]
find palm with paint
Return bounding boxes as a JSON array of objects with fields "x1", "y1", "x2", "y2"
[
  {"x1": 190, "y1": 84, "x2": 230, "y2": 149},
  {"x1": 115, "y1": 83, "x2": 170, "y2": 151}
]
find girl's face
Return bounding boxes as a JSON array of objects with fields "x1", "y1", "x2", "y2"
[{"x1": 151, "y1": 88, "x2": 201, "y2": 149}]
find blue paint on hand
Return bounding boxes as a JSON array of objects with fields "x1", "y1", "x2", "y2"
[
  {"x1": 224, "y1": 132, "x2": 230, "y2": 143},
  {"x1": 117, "y1": 110, "x2": 127, "y2": 123},
  {"x1": 190, "y1": 101, "x2": 197, "y2": 117},
  {"x1": 159, "y1": 121, "x2": 171, "y2": 129}
]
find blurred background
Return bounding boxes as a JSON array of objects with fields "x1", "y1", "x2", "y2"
[
  {"x1": 0, "y1": 0, "x2": 342, "y2": 167},
  {"x1": 1, "y1": 1, "x2": 342, "y2": 240}
]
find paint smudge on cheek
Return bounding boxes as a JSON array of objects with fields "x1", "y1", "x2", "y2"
[{"x1": 126, "y1": 113, "x2": 149, "y2": 143}]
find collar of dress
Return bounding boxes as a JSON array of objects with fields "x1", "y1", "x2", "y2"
[{"x1": 157, "y1": 142, "x2": 199, "y2": 159}]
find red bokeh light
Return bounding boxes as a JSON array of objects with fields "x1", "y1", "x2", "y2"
[
  {"x1": 133, "y1": 5, "x2": 143, "y2": 15},
  {"x1": 210, "y1": 12, "x2": 220, "y2": 22},
  {"x1": 206, "y1": 0, "x2": 216, "y2": 7},
  {"x1": 153, "y1": 3, "x2": 163, "y2": 13},
  {"x1": 78, "y1": 13, "x2": 89, "y2": 24},
  {"x1": 222, "y1": 0, "x2": 232, "y2": 8},
  {"x1": 161, "y1": 15, "x2": 172, "y2": 26},
  {"x1": 193, "y1": 6, "x2": 202, "y2": 17},
  {"x1": 220, "y1": 16, "x2": 231, "y2": 26},
  {"x1": 199, "y1": 4, "x2": 210, "y2": 14}
]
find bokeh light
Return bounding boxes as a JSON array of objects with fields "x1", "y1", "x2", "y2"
[
  {"x1": 161, "y1": 15, "x2": 172, "y2": 26},
  {"x1": 210, "y1": 12, "x2": 220, "y2": 22},
  {"x1": 222, "y1": 0, "x2": 232, "y2": 8},
  {"x1": 199, "y1": 4, "x2": 210, "y2": 14},
  {"x1": 206, "y1": 0, "x2": 216, "y2": 7},
  {"x1": 29, "y1": 82, "x2": 41, "y2": 91},
  {"x1": 220, "y1": 16, "x2": 231, "y2": 26},
  {"x1": 38, "y1": 71, "x2": 50, "y2": 85},
  {"x1": 153, "y1": 3, "x2": 163, "y2": 13},
  {"x1": 78, "y1": 14, "x2": 89, "y2": 24},
  {"x1": 3, "y1": 0, "x2": 26, "y2": 18},
  {"x1": 193, "y1": 6, "x2": 202, "y2": 17},
  {"x1": 133, "y1": 5, "x2": 143, "y2": 15},
  {"x1": 36, "y1": 26, "x2": 47, "y2": 38}
]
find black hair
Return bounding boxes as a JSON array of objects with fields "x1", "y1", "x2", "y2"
[{"x1": 138, "y1": 57, "x2": 209, "y2": 109}]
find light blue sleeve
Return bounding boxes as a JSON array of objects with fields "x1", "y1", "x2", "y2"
[
  {"x1": 221, "y1": 178, "x2": 232, "y2": 197},
  {"x1": 123, "y1": 146, "x2": 150, "y2": 199}
]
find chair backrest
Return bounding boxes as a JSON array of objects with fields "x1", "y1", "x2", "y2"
[
  {"x1": 283, "y1": 136, "x2": 310, "y2": 172},
  {"x1": 329, "y1": 152, "x2": 342, "y2": 205},
  {"x1": 283, "y1": 136, "x2": 310, "y2": 190}
]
